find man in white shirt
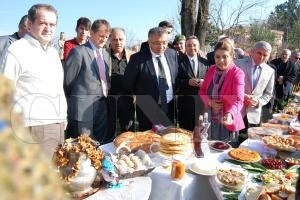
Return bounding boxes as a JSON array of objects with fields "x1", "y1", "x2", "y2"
[{"x1": 2, "y1": 4, "x2": 67, "y2": 159}]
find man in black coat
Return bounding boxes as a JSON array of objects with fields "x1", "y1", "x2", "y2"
[
  {"x1": 123, "y1": 27, "x2": 178, "y2": 131},
  {"x1": 271, "y1": 49, "x2": 297, "y2": 111},
  {"x1": 176, "y1": 36, "x2": 208, "y2": 131}
]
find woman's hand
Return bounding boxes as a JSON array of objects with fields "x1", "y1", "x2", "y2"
[
  {"x1": 209, "y1": 99, "x2": 223, "y2": 111},
  {"x1": 222, "y1": 113, "x2": 233, "y2": 125}
]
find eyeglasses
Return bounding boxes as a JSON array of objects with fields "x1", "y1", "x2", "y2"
[{"x1": 294, "y1": 56, "x2": 300, "y2": 60}]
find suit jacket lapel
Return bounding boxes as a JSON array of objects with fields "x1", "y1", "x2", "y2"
[
  {"x1": 253, "y1": 63, "x2": 266, "y2": 93},
  {"x1": 102, "y1": 49, "x2": 110, "y2": 82},
  {"x1": 165, "y1": 52, "x2": 176, "y2": 84},
  {"x1": 84, "y1": 43, "x2": 101, "y2": 79},
  {"x1": 145, "y1": 53, "x2": 159, "y2": 88},
  {"x1": 183, "y1": 56, "x2": 194, "y2": 78}
]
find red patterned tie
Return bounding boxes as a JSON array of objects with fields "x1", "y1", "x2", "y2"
[{"x1": 96, "y1": 49, "x2": 108, "y2": 97}]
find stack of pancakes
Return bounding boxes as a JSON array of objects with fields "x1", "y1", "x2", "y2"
[{"x1": 159, "y1": 132, "x2": 192, "y2": 156}]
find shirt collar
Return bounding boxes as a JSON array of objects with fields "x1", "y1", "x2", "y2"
[
  {"x1": 25, "y1": 33, "x2": 53, "y2": 50},
  {"x1": 251, "y1": 59, "x2": 262, "y2": 69},
  {"x1": 150, "y1": 49, "x2": 164, "y2": 59},
  {"x1": 187, "y1": 55, "x2": 197, "y2": 62},
  {"x1": 89, "y1": 40, "x2": 102, "y2": 52}
]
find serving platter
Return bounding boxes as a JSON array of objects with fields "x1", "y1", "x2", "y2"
[{"x1": 188, "y1": 159, "x2": 219, "y2": 176}]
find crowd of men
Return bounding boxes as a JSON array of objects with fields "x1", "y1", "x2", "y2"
[{"x1": 1, "y1": 3, "x2": 300, "y2": 159}]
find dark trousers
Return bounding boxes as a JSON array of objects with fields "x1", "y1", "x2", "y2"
[
  {"x1": 137, "y1": 99, "x2": 175, "y2": 131},
  {"x1": 177, "y1": 95, "x2": 204, "y2": 131},
  {"x1": 108, "y1": 95, "x2": 135, "y2": 137},
  {"x1": 66, "y1": 98, "x2": 109, "y2": 144}
]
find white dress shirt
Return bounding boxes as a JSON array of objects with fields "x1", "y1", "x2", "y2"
[{"x1": 150, "y1": 51, "x2": 173, "y2": 103}]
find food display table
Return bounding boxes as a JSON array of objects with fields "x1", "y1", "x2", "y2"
[
  {"x1": 85, "y1": 176, "x2": 152, "y2": 200},
  {"x1": 101, "y1": 133, "x2": 299, "y2": 200},
  {"x1": 101, "y1": 142, "x2": 228, "y2": 200}
]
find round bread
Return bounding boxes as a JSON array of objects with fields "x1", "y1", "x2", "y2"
[
  {"x1": 258, "y1": 193, "x2": 271, "y2": 200},
  {"x1": 228, "y1": 148, "x2": 261, "y2": 162},
  {"x1": 161, "y1": 132, "x2": 191, "y2": 145},
  {"x1": 114, "y1": 131, "x2": 161, "y2": 153},
  {"x1": 159, "y1": 143, "x2": 191, "y2": 151}
]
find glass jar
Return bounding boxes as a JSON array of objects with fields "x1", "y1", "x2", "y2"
[{"x1": 171, "y1": 160, "x2": 185, "y2": 180}]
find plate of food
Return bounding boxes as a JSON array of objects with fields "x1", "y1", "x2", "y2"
[
  {"x1": 188, "y1": 158, "x2": 219, "y2": 176},
  {"x1": 247, "y1": 127, "x2": 283, "y2": 140},
  {"x1": 209, "y1": 140, "x2": 232, "y2": 152},
  {"x1": 228, "y1": 148, "x2": 261, "y2": 163},
  {"x1": 262, "y1": 135, "x2": 300, "y2": 152},
  {"x1": 215, "y1": 164, "x2": 248, "y2": 190}
]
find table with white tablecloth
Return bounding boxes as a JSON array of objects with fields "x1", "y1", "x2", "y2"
[
  {"x1": 86, "y1": 176, "x2": 152, "y2": 200},
  {"x1": 100, "y1": 142, "x2": 229, "y2": 200}
]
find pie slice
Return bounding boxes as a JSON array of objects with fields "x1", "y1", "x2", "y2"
[{"x1": 228, "y1": 148, "x2": 261, "y2": 162}]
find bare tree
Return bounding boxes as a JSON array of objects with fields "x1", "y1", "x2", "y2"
[
  {"x1": 180, "y1": 0, "x2": 196, "y2": 37},
  {"x1": 180, "y1": 0, "x2": 271, "y2": 47},
  {"x1": 195, "y1": 0, "x2": 210, "y2": 47},
  {"x1": 210, "y1": 0, "x2": 266, "y2": 34}
]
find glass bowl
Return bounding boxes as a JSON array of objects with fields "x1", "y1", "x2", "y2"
[{"x1": 215, "y1": 164, "x2": 248, "y2": 190}]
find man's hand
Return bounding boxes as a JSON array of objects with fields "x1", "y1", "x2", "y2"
[
  {"x1": 188, "y1": 78, "x2": 202, "y2": 87},
  {"x1": 244, "y1": 95, "x2": 259, "y2": 107}
]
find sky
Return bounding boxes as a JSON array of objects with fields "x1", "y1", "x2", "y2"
[{"x1": 0, "y1": 0, "x2": 287, "y2": 46}]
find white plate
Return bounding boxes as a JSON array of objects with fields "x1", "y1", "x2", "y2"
[{"x1": 188, "y1": 159, "x2": 219, "y2": 176}]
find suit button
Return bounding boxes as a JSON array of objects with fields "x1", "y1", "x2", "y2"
[{"x1": 89, "y1": 81, "x2": 98, "y2": 91}]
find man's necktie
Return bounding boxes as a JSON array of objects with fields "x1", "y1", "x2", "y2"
[
  {"x1": 252, "y1": 65, "x2": 260, "y2": 88},
  {"x1": 156, "y1": 56, "x2": 168, "y2": 113},
  {"x1": 96, "y1": 49, "x2": 108, "y2": 97},
  {"x1": 192, "y1": 59, "x2": 197, "y2": 77}
]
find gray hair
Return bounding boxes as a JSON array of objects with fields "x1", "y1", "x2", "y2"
[
  {"x1": 253, "y1": 41, "x2": 272, "y2": 52},
  {"x1": 18, "y1": 15, "x2": 28, "y2": 28},
  {"x1": 28, "y1": 4, "x2": 57, "y2": 22},
  {"x1": 111, "y1": 27, "x2": 126, "y2": 35},
  {"x1": 148, "y1": 27, "x2": 167, "y2": 38}
]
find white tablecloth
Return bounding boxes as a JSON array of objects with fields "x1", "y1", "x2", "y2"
[
  {"x1": 239, "y1": 138, "x2": 277, "y2": 156},
  {"x1": 100, "y1": 143, "x2": 227, "y2": 200},
  {"x1": 86, "y1": 176, "x2": 152, "y2": 200}
]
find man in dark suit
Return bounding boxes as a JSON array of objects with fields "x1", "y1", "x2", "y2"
[
  {"x1": 123, "y1": 27, "x2": 178, "y2": 131},
  {"x1": 64, "y1": 19, "x2": 111, "y2": 143},
  {"x1": 176, "y1": 36, "x2": 208, "y2": 131},
  {"x1": 139, "y1": 21, "x2": 173, "y2": 52},
  {"x1": 0, "y1": 15, "x2": 28, "y2": 72}
]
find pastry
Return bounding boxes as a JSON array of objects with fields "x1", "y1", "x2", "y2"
[
  {"x1": 114, "y1": 131, "x2": 161, "y2": 153},
  {"x1": 228, "y1": 148, "x2": 261, "y2": 162}
]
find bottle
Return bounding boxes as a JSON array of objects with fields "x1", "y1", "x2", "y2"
[
  {"x1": 193, "y1": 115, "x2": 204, "y2": 158},
  {"x1": 201, "y1": 112, "x2": 210, "y2": 157}
]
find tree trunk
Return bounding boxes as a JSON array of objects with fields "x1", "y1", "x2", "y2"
[
  {"x1": 181, "y1": 0, "x2": 196, "y2": 37},
  {"x1": 194, "y1": 0, "x2": 210, "y2": 47}
]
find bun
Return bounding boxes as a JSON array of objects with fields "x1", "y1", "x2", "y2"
[
  {"x1": 270, "y1": 194, "x2": 283, "y2": 200},
  {"x1": 265, "y1": 185, "x2": 281, "y2": 194},
  {"x1": 258, "y1": 193, "x2": 271, "y2": 200}
]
